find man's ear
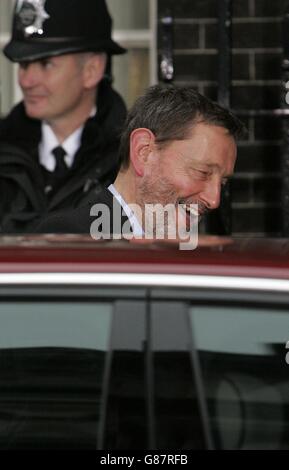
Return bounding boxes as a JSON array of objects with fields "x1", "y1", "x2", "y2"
[
  {"x1": 130, "y1": 128, "x2": 156, "y2": 176},
  {"x1": 83, "y1": 53, "x2": 107, "y2": 88}
]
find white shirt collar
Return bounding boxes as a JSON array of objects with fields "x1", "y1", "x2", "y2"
[
  {"x1": 39, "y1": 106, "x2": 97, "y2": 172},
  {"x1": 108, "y1": 184, "x2": 144, "y2": 237}
]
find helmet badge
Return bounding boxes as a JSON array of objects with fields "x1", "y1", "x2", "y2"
[{"x1": 16, "y1": 0, "x2": 50, "y2": 37}]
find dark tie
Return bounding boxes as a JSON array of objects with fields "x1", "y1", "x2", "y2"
[{"x1": 52, "y1": 146, "x2": 68, "y2": 178}]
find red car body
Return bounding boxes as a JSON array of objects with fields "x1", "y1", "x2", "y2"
[{"x1": 0, "y1": 236, "x2": 289, "y2": 277}]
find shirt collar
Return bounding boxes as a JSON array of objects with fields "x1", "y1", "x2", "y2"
[
  {"x1": 39, "y1": 106, "x2": 97, "y2": 172},
  {"x1": 108, "y1": 184, "x2": 144, "y2": 237}
]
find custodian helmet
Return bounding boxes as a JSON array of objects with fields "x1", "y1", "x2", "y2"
[{"x1": 4, "y1": 0, "x2": 126, "y2": 62}]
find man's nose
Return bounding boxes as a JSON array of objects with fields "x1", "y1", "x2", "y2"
[
  {"x1": 199, "y1": 176, "x2": 222, "y2": 210},
  {"x1": 18, "y1": 63, "x2": 41, "y2": 88}
]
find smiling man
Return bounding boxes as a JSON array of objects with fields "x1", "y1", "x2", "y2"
[
  {"x1": 0, "y1": 0, "x2": 126, "y2": 233},
  {"x1": 35, "y1": 85, "x2": 244, "y2": 241}
]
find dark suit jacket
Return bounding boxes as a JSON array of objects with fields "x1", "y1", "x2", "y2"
[{"x1": 35, "y1": 188, "x2": 132, "y2": 237}]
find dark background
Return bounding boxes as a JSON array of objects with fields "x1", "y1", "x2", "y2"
[{"x1": 158, "y1": 0, "x2": 288, "y2": 236}]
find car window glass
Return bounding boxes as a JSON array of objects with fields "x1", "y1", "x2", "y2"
[
  {"x1": 103, "y1": 300, "x2": 147, "y2": 449},
  {"x1": 0, "y1": 301, "x2": 112, "y2": 450},
  {"x1": 151, "y1": 301, "x2": 206, "y2": 450},
  {"x1": 189, "y1": 305, "x2": 289, "y2": 450}
]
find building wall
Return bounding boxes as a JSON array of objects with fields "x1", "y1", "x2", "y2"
[{"x1": 158, "y1": 0, "x2": 287, "y2": 236}]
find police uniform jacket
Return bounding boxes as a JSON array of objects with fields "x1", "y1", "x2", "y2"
[{"x1": 0, "y1": 80, "x2": 126, "y2": 233}]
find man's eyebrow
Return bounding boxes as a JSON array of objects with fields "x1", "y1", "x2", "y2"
[
  {"x1": 187, "y1": 161, "x2": 234, "y2": 178},
  {"x1": 187, "y1": 160, "x2": 210, "y2": 168},
  {"x1": 205, "y1": 163, "x2": 234, "y2": 176}
]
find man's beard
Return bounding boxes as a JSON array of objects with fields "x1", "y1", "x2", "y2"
[
  {"x1": 138, "y1": 173, "x2": 178, "y2": 207},
  {"x1": 135, "y1": 174, "x2": 208, "y2": 239}
]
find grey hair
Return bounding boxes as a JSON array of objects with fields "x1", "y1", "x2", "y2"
[{"x1": 119, "y1": 84, "x2": 245, "y2": 168}]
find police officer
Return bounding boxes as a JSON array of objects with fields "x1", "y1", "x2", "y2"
[{"x1": 0, "y1": 0, "x2": 127, "y2": 233}]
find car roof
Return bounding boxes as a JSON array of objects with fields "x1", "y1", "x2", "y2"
[{"x1": 0, "y1": 235, "x2": 288, "y2": 279}]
